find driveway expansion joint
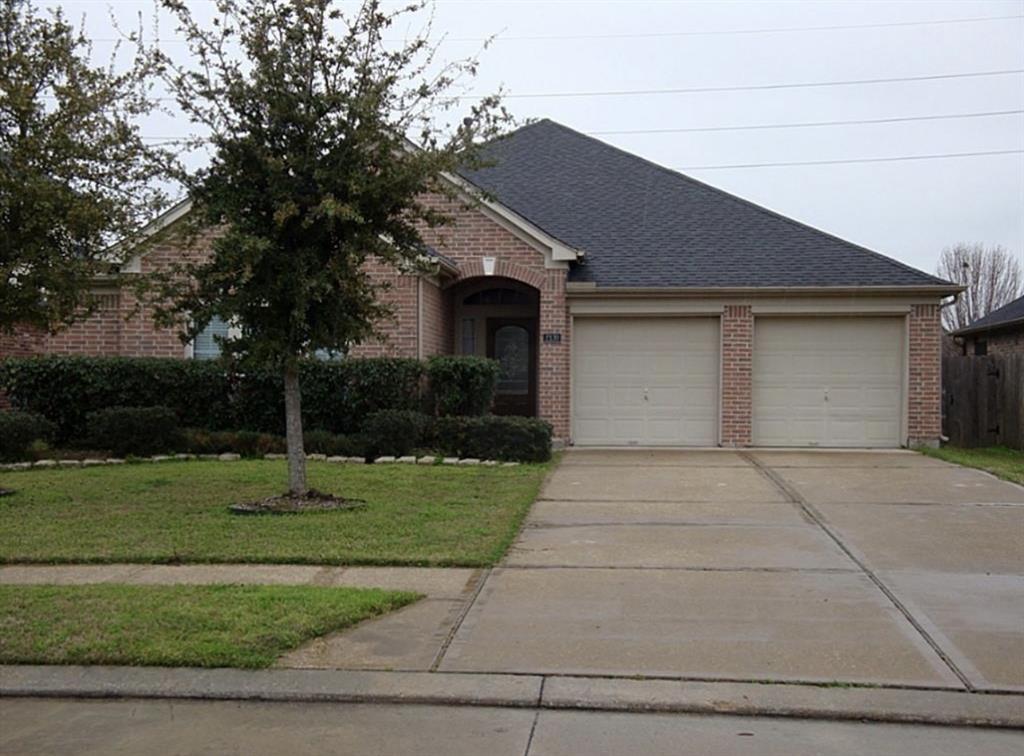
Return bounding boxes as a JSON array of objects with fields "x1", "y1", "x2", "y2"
[
  {"x1": 742, "y1": 452, "x2": 978, "y2": 692},
  {"x1": 430, "y1": 568, "x2": 492, "y2": 672}
]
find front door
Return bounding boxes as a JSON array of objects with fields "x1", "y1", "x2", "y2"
[{"x1": 487, "y1": 318, "x2": 537, "y2": 416}]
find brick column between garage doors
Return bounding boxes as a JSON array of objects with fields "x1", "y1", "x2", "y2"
[{"x1": 720, "y1": 304, "x2": 753, "y2": 446}]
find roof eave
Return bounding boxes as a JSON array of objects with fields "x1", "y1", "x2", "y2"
[
  {"x1": 952, "y1": 316, "x2": 1024, "y2": 338},
  {"x1": 566, "y1": 283, "x2": 965, "y2": 298},
  {"x1": 441, "y1": 171, "x2": 584, "y2": 262}
]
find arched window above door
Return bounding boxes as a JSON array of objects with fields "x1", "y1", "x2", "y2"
[{"x1": 462, "y1": 287, "x2": 534, "y2": 306}]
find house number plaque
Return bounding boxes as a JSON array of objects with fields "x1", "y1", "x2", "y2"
[{"x1": 542, "y1": 332, "x2": 562, "y2": 343}]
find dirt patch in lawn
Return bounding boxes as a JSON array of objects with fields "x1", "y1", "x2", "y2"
[{"x1": 229, "y1": 489, "x2": 367, "y2": 515}]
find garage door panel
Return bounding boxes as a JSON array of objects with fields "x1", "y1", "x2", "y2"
[
  {"x1": 753, "y1": 318, "x2": 903, "y2": 448},
  {"x1": 573, "y1": 318, "x2": 719, "y2": 446}
]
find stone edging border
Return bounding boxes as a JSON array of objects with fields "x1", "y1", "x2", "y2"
[{"x1": 1, "y1": 454, "x2": 520, "y2": 472}]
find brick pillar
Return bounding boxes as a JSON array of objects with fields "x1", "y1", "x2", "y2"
[
  {"x1": 720, "y1": 305, "x2": 753, "y2": 446},
  {"x1": 538, "y1": 270, "x2": 570, "y2": 442},
  {"x1": 907, "y1": 303, "x2": 942, "y2": 447}
]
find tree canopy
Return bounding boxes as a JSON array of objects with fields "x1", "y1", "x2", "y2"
[
  {"x1": 937, "y1": 243, "x2": 1023, "y2": 332},
  {"x1": 0, "y1": 0, "x2": 166, "y2": 334},
  {"x1": 143, "y1": 0, "x2": 511, "y2": 493}
]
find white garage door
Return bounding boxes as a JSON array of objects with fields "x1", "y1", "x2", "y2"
[
  {"x1": 753, "y1": 317, "x2": 904, "y2": 448},
  {"x1": 573, "y1": 317, "x2": 719, "y2": 446}
]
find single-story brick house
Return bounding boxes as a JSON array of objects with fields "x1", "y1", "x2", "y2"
[
  {"x1": 2, "y1": 119, "x2": 961, "y2": 448},
  {"x1": 951, "y1": 294, "x2": 1024, "y2": 356}
]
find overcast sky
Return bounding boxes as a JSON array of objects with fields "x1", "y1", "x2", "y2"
[{"x1": 57, "y1": 0, "x2": 1024, "y2": 279}]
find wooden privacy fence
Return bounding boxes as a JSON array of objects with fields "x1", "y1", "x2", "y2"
[{"x1": 942, "y1": 353, "x2": 1024, "y2": 449}]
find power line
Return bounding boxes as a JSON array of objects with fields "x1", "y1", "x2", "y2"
[
  {"x1": 42, "y1": 68, "x2": 1024, "y2": 103},
  {"x1": 677, "y1": 149, "x2": 1024, "y2": 171},
  {"x1": 490, "y1": 68, "x2": 1024, "y2": 100},
  {"x1": 85, "y1": 13, "x2": 1024, "y2": 43},
  {"x1": 139, "y1": 108, "x2": 1024, "y2": 141},
  {"x1": 589, "y1": 109, "x2": 1024, "y2": 135},
  {"x1": 453, "y1": 13, "x2": 1024, "y2": 41}
]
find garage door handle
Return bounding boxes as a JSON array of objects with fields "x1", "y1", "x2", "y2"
[
  {"x1": 824, "y1": 388, "x2": 829, "y2": 402},
  {"x1": 643, "y1": 387, "x2": 649, "y2": 402}
]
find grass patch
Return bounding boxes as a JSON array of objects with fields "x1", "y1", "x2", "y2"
[
  {"x1": 920, "y1": 446, "x2": 1024, "y2": 485},
  {"x1": 0, "y1": 460, "x2": 551, "y2": 566},
  {"x1": 0, "y1": 584, "x2": 418, "y2": 668}
]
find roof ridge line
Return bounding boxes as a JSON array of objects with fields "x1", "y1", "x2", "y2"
[{"x1": 537, "y1": 119, "x2": 951, "y2": 287}]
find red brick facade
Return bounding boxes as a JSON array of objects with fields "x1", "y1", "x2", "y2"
[
  {"x1": 719, "y1": 305, "x2": 754, "y2": 446},
  {"x1": 958, "y1": 329, "x2": 1024, "y2": 356},
  {"x1": 1, "y1": 194, "x2": 949, "y2": 447}
]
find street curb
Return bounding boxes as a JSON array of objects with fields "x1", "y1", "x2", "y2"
[
  {"x1": 0, "y1": 667, "x2": 542, "y2": 709},
  {"x1": 2, "y1": 666, "x2": 1022, "y2": 729},
  {"x1": 542, "y1": 676, "x2": 1024, "y2": 730}
]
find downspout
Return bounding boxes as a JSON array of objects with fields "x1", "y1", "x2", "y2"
[
  {"x1": 417, "y1": 277, "x2": 424, "y2": 360},
  {"x1": 937, "y1": 292, "x2": 961, "y2": 444}
]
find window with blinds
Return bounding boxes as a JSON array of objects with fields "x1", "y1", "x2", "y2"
[{"x1": 192, "y1": 316, "x2": 230, "y2": 360}]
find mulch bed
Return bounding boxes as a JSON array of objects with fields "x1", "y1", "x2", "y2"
[{"x1": 228, "y1": 489, "x2": 366, "y2": 515}]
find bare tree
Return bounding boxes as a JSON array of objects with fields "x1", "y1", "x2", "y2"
[{"x1": 937, "y1": 243, "x2": 1023, "y2": 332}]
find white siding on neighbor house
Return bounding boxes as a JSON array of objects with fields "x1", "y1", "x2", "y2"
[
  {"x1": 572, "y1": 317, "x2": 719, "y2": 446},
  {"x1": 752, "y1": 316, "x2": 904, "y2": 448}
]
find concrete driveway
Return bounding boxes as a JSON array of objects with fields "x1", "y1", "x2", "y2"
[{"x1": 438, "y1": 449, "x2": 1024, "y2": 693}]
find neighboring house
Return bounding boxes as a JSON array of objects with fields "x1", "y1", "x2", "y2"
[
  {"x1": 0, "y1": 119, "x2": 961, "y2": 448},
  {"x1": 950, "y1": 294, "x2": 1024, "y2": 356}
]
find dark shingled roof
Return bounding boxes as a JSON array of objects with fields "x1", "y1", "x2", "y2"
[
  {"x1": 458, "y1": 119, "x2": 952, "y2": 289},
  {"x1": 954, "y1": 294, "x2": 1024, "y2": 335}
]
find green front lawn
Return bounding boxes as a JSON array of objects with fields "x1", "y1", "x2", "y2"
[
  {"x1": 920, "y1": 446, "x2": 1024, "y2": 485},
  {"x1": 0, "y1": 584, "x2": 418, "y2": 668},
  {"x1": 0, "y1": 460, "x2": 551, "y2": 566}
]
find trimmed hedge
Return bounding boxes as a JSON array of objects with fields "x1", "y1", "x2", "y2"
[
  {"x1": 426, "y1": 356, "x2": 500, "y2": 416},
  {"x1": 435, "y1": 416, "x2": 552, "y2": 463},
  {"x1": 86, "y1": 407, "x2": 181, "y2": 458},
  {"x1": 363, "y1": 410, "x2": 434, "y2": 458},
  {"x1": 0, "y1": 411, "x2": 56, "y2": 461},
  {"x1": 0, "y1": 356, "x2": 425, "y2": 440},
  {"x1": 0, "y1": 356, "x2": 542, "y2": 461},
  {"x1": 0, "y1": 357, "x2": 230, "y2": 442}
]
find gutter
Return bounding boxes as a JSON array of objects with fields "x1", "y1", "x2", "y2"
[
  {"x1": 566, "y1": 283, "x2": 966, "y2": 298},
  {"x1": 951, "y1": 316, "x2": 1024, "y2": 338}
]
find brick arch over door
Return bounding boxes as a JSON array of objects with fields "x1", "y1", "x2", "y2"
[
  {"x1": 445, "y1": 260, "x2": 547, "y2": 292},
  {"x1": 442, "y1": 265, "x2": 570, "y2": 440}
]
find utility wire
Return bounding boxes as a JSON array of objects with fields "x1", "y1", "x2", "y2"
[
  {"x1": 138, "y1": 108, "x2": 1024, "y2": 141},
  {"x1": 458, "y1": 13, "x2": 1024, "y2": 41},
  {"x1": 489, "y1": 68, "x2": 1024, "y2": 100},
  {"x1": 677, "y1": 149, "x2": 1024, "y2": 171},
  {"x1": 85, "y1": 13, "x2": 1024, "y2": 42},
  {"x1": 589, "y1": 109, "x2": 1024, "y2": 135},
  {"x1": 43, "y1": 68, "x2": 1024, "y2": 102}
]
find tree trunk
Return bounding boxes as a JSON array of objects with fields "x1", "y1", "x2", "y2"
[{"x1": 283, "y1": 363, "x2": 307, "y2": 495}]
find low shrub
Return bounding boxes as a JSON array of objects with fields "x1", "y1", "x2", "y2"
[
  {"x1": 434, "y1": 415, "x2": 552, "y2": 463},
  {"x1": 183, "y1": 429, "x2": 286, "y2": 457},
  {"x1": 426, "y1": 356, "x2": 500, "y2": 416},
  {"x1": 303, "y1": 429, "x2": 368, "y2": 458},
  {"x1": 0, "y1": 411, "x2": 56, "y2": 461},
  {"x1": 362, "y1": 410, "x2": 434, "y2": 458},
  {"x1": 86, "y1": 407, "x2": 181, "y2": 458}
]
